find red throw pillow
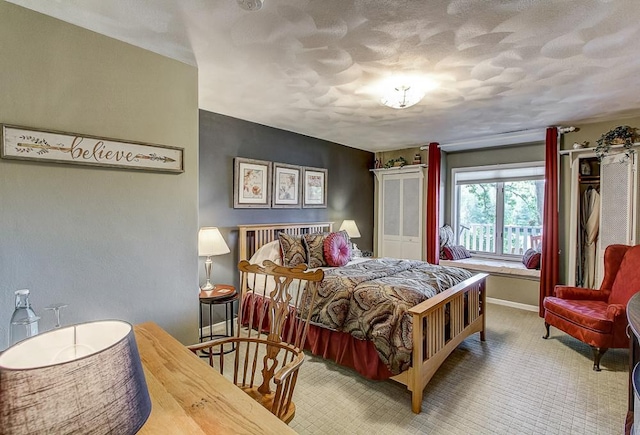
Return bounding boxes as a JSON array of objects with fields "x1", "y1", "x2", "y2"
[
  {"x1": 522, "y1": 248, "x2": 541, "y2": 269},
  {"x1": 443, "y1": 245, "x2": 471, "y2": 260},
  {"x1": 324, "y1": 232, "x2": 351, "y2": 267}
]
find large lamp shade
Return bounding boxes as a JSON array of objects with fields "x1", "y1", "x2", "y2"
[
  {"x1": 0, "y1": 320, "x2": 151, "y2": 435},
  {"x1": 198, "y1": 227, "x2": 230, "y2": 257}
]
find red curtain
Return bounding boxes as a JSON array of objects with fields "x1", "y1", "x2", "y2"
[
  {"x1": 539, "y1": 127, "x2": 560, "y2": 316},
  {"x1": 426, "y1": 142, "x2": 440, "y2": 264}
]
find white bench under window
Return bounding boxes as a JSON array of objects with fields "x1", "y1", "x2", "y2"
[{"x1": 440, "y1": 257, "x2": 540, "y2": 281}]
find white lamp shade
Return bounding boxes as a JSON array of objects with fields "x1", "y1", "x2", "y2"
[
  {"x1": 198, "y1": 227, "x2": 230, "y2": 257},
  {"x1": 339, "y1": 220, "x2": 361, "y2": 238},
  {"x1": 0, "y1": 320, "x2": 151, "y2": 435}
]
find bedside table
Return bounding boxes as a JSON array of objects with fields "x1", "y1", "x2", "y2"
[{"x1": 198, "y1": 284, "x2": 238, "y2": 355}]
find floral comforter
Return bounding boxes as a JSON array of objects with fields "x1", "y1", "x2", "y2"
[{"x1": 309, "y1": 258, "x2": 472, "y2": 374}]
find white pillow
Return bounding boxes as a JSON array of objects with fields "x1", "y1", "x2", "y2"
[
  {"x1": 248, "y1": 240, "x2": 282, "y2": 266},
  {"x1": 247, "y1": 240, "x2": 281, "y2": 293}
]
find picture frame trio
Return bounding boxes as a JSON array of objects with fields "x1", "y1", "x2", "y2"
[{"x1": 233, "y1": 157, "x2": 327, "y2": 209}]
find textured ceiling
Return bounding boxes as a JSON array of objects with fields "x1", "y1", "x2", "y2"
[{"x1": 9, "y1": 0, "x2": 640, "y2": 152}]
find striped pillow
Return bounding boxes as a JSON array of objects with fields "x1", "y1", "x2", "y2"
[
  {"x1": 278, "y1": 233, "x2": 306, "y2": 267},
  {"x1": 443, "y1": 245, "x2": 471, "y2": 260}
]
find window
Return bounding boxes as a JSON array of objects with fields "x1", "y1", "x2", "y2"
[{"x1": 453, "y1": 162, "x2": 545, "y2": 259}]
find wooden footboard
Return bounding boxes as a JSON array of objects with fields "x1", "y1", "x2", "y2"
[
  {"x1": 391, "y1": 272, "x2": 488, "y2": 413},
  {"x1": 238, "y1": 222, "x2": 488, "y2": 414}
]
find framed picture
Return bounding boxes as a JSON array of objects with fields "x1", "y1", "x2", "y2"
[
  {"x1": 234, "y1": 157, "x2": 272, "y2": 208},
  {"x1": 272, "y1": 163, "x2": 301, "y2": 208},
  {"x1": 302, "y1": 167, "x2": 327, "y2": 208},
  {"x1": 1, "y1": 124, "x2": 183, "y2": 173}
]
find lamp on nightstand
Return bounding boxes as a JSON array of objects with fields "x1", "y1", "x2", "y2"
[
  {"x1": 198, "y1": 227, "x2": 230, "y2": 291},
  {"x1": 339, "y1": 219, "x2": 362, "y2": 258}
]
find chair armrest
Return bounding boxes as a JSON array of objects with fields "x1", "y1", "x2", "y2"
[
  {"x1": 554, "y1": 286, "x2": 609, "y2": 301},
  {"x1": 607, "y1": 304, "x2": 626, "y2": 320},
  {"x1": 186, "y1": 337, "x2": 236, "y2": 353},
  {"x1": 273, "y1": 351, "x2": 305, "y2": 385}
]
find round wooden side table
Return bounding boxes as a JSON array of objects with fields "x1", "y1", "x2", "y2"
[{"x1": 198, "y1": 284, "x2": 238, "y2": 355}]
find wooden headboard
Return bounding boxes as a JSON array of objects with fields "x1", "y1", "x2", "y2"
[{"x1": 238, "y1": 222, "x2": 333, "y2": 261}]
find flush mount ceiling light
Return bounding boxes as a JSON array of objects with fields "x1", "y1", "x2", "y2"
[
  {"x1": 237, "y1": 0, "x2": 263, "y2": 11},
  {"x1": 380, "y1": 85, "x2": 425, "y2": 109}
]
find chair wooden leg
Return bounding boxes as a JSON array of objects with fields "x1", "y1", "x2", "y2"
[
  {"x1": 592, "y1": 347, "x2": 608, "y2": 371},
  {"x1": 542, "y1": 322, "x2": 550, "y2": 339}
]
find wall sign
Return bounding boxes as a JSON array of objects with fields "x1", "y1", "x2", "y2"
[{"x1": 1, "y1": 124, "x2": 184, "y2": 173}]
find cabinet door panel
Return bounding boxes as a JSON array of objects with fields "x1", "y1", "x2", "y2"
[
  {"x1": 597, "y1": 154, "x2": 635, "y2": 285},
  {"x1": 383, "y1": 178, "x2": 401, "y2": 237},
  {"x1": 402, "y1": 177, "x2": 420, "y2": 238}
]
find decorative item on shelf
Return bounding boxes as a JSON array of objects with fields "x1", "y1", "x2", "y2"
[
  {"x1": 595, "y1": 125, "x2": 637, "y2": 161},
  {"x1": 384, "y1": 156, "x2": 407, "y2": 168},
  {"x1": 580, "y1": 160, "x2": 591, "y2": 176},
  {"x1": 0, "y1": 320, "x2": 152, "y2": 434},
  {"x1": 198, "y1": 227, "x2": 231, "y2": 291},
  {"x1": 339, "y1": 219, "x2": 362, "y2": 258},
  {"x1": 413, "y1": 153, "x2": 421, "y2": 164},
  {"x1": 572, "y1": 141, "x2": 588, "y2": 149},
  {"x1": 374, "y1": 159, "x2": 383, "y2": 169}
]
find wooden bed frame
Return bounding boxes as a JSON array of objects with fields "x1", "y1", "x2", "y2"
[{"x1": 238, "y1": 222, "x2": 487, "y2": 413}]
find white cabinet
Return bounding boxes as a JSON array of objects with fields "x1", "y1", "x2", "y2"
[{"x1": 373, "y1": 166, "x2": 426, "y2": 260}]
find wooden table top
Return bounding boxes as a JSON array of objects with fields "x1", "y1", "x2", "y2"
[
  {"x1": 629, "y1": 292, "x2": 640, "y2": 339},
  {"x1": 135, "y1": 322, "x2": 296, "y2": 434},
  {"x1": 199, "y1": 284, "x2": 237, "y2": 302}
]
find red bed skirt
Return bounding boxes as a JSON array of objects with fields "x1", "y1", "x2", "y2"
[
  {"x1": 241, "y1": 293, "x2": 393, "y2": 380},
  {"x1": 305, "y1": 323, "x2": 393, "y2": 380}
]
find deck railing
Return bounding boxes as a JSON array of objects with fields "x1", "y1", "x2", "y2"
[{"x1": 459, "y1": 224, "x2": 542, "y2": 254}]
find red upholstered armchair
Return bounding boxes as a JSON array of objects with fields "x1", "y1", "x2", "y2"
[{"x1": 543, "y1": 244, "x2": 640, "y2": 370}]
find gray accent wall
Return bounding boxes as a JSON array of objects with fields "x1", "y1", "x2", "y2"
[
  {"x1": 199, "y1": 110, "x2": 375, "y2": 301},
  {"x1": 0, "y1": 3, "x2": 199, "y2": 349}
]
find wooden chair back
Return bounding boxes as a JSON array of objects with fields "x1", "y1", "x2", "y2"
[{"x1": 188, "y1": 260, "x2": 324, "y2": 424}]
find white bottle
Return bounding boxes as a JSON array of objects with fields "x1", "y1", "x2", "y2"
[{"x1": 9, "y1": 289, "x2": 40, "y2": 346}]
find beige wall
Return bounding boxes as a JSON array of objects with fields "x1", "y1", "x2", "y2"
[
  {"x1": 0, "y1": 3, "x2": 199, "y2": 348},
  {"x1": 486, "y1": 276, "x2": 539, "y2": 307}
]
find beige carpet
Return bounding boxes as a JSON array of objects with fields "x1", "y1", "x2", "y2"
[{"x1": 289, "y1": 303, "x2": 628, "y2": 434}]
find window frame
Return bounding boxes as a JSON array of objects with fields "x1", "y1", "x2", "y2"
[{"x1": 451, "y1": 161, "x2": 545, "y2": 260}]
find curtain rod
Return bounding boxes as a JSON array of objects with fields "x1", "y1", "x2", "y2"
[
  {"x1": 419, "y1": 126, "x2": 576, "y2": 152},
  {"x1": 420, "y1": 128, "x2": 547, "y2": 152}
]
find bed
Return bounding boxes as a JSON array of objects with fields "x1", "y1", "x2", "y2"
[{"x1": 238, "y1": 222, "x2": 487, "y2": 413}]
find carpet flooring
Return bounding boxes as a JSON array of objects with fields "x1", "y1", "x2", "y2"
[{"x1": 289, "y1": 303, "x2": 628, "y2": 435}]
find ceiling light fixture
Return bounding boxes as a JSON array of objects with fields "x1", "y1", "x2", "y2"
[
  {"x1": 237, "y1": 0, "x2": 263, "y2": 11},
  {"x1": 380, "y1": 85, "x2": 425, "y2": 110}
]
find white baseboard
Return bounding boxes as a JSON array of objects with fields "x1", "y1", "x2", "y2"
[
  {"x1": 200, "y1": 320, "x2": 230, "y2": 339},
  {"x1": 487, "y1": 297, "x2": 538, "y2": 312}
]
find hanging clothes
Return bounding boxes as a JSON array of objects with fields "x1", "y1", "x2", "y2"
[{"x1": 582, "y1": 187, "x2": 600, "y2": 288}]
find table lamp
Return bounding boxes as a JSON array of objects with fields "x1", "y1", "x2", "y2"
[
  {"x1": 0, "y1": 320, "x2": 151, "y2": 435},
  {"x1": 198, "y1": 226, "x2": 231, "y2": 290},
  {"x1": 339, "y1": 219, "x2": 362, "y2": 257}
]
